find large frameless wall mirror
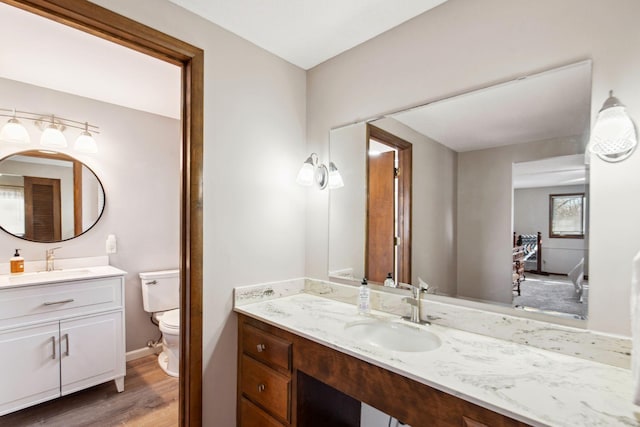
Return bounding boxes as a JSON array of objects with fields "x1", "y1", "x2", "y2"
[
  {"x1": 0, "y1": 150, "x2": 105, "y2": 242},
  {"x1": 328, "y1": 60, "x2": 591, "y2": 322}
]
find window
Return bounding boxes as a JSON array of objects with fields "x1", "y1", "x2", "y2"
[
  {"x1": 549, "y1": 193, "x2": 585, "y2": 239},
  {"x1": 0, "y1": 185, "x2": 25, "y2": 236}
]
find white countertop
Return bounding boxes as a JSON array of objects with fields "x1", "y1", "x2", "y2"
[
  {"x1": 0, "y1": 265, "x2": 127, "y2": 289},
  {"x1": 235, "y1": 293, "x2": 640, "y2": 427}
]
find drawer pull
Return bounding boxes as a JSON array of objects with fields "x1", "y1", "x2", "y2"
[
  {"x1": 64, "y1": 333, "x2": 70, "y2": 356},
  {"x1": 44, "y1": 298, "x2": 75, "y2": 306},
  {"x1": 257, "y1": 384, "x2": 266, "y2": 393},
  {"x1": 256, "y1": 344, "x2": 266, "y2": 352},
  {"x1": 50, "y1": 336, "x2": 56, "y2": 360}
]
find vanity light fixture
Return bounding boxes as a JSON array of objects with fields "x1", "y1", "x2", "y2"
[
  {"x1": 0, "y1": 107, "x2": 99, "y2": 153},
  {"x1": 74, "y1": 122, "x2": 98, "y2": 153},
  {"x1": 40, "y1": 115, "x2": 67, "y2": 148},
  {"x1": 328, "y1": 161, "x2": 344, "y2": 189},
  {"x1": 0, "y1": 109, "x2": 30, "y2": 145},
  {"x1": 589, "y1": 91, "x2": 637, "y2": 162},
  {"x1": 296, "y1": 153, "x2": 344, "y2": 190}
]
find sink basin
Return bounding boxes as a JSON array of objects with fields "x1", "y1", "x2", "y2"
[
  {"x1": 344, "y1": 320, "x2": 441, "y2": 352},
  {"x1": 5, "y1": 269, "x2": 92, "y2": 286}
]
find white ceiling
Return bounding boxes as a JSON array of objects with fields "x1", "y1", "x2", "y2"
[
  {"x1": 0, "y1": 1, "x2": 447, "y2": 118},
  {"x1": 168, "y1": 0, "x2": 448, "y2": 70},
  {"x1": 392, "y1": 61, "x2": 592, "y2": 152},
  {"x1": 512, "y1": 154, "x2": 586, "y2": 189},
  {"x1": 0, "y1": 3, "x2": 181, "y2": 119}
]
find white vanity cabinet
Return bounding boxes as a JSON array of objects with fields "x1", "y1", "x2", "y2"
[{"x1": 0, "y1": 270, "x2": 126, "y2": 416}]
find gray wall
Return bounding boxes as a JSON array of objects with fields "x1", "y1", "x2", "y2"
[
  {"x1": 456, "y1": 137, "x2": 582, "y2": 304},
  {"x1": 306, "y1": 0, "x2": 640, "y2": 336},
  {"x1": 371, "y1": 117, "x2": 458, "y2": 295},
  {"x1": 89, "y1": 2, "x2": 308, "y2": 426},
  {"x1": 0, "y1": 77, "x2": 181, "y2": 354}
]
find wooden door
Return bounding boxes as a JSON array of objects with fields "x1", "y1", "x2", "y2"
[
  {"x1": 23, "y1": 176, "x2": 61, "y2": 242},
  {"x1": 366, "y1": 151, "x2": 395, "y2": 283}
]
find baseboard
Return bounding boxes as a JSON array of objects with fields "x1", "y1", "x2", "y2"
[{"x1": 126, "y1": 344, "x2": 162, "y2": 362}]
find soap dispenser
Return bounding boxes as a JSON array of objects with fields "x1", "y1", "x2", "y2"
[
  {"x1": 10, "y1": 249, "x2": 24, "y2": 275},
  {"x1": 383, "y1": 272, "x2": 395, "y2": 288},
  {"x1": 358, "y1": 277, "x2": 371, "y2": 314}
]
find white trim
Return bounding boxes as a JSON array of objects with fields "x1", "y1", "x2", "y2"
[{"x1": 126, "y1": 343, "x2": 161, "y2": 362}]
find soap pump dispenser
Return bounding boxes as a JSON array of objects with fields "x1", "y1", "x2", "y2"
[
  {"x1": 10, "y1": 249, "x2": 24, "y2": 275},
  {"x1": 383, "y1": 272, "x2": 395, "y2": 288},
  {"x1": 358, "y1": 277, "x2": 371, "y2": 314}
]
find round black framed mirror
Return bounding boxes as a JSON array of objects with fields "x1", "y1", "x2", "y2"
[{"x1": 0, "y1": 150, "x2": 105, "y2": 242}]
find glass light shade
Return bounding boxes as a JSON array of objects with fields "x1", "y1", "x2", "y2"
[
  {"x1": 328, "y1": 162, "x2": 344, "y2": 189},
  {"x1": 589, "y1": 105, "x2": 637, "y2": 155},
  {"x1": 40, "y1": 124, "x2": 67, "y2": 148},
  {"x1": 0, "y1": 118, "x2": 30, "y2": 144},
  {"x1": 74, "y1": 131, "x2": 98, "y2": 153},
  {"x1": 296, "y1": 160, "x2": 315, "y2": 186}
]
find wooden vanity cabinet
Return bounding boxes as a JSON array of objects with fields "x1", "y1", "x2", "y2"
[{"x1": 237, "y1": 314, "x2": 530, "y2": 427}]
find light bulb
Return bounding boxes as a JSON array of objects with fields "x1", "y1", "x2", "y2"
[
  {"x1": 0, "y1": 118, "x2": 30, "y2": 144},
  {"x1": 75, "y1": 131, "x2": 98, "y2": 153},
  {"x1": 40, "y1": 123, "x2": 67, "y2": 148}
]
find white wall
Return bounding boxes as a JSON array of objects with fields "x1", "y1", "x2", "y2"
[
  {"x1": 514, "y1": 185, "x2": 586, "y2": 275},
  {"x1": 88, "y1": 2, "x2": 307, "y2": 426},
  {"x1": 0, "y1": 77, "x2": 181, "y2": 354},
  {"x1": 307, "y1": 0, "x2": 640, "y2": 336}
]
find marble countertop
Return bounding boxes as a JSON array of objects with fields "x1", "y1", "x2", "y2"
[{"x1": 235, "y1": 292, "x2": 640, "y2": 427}]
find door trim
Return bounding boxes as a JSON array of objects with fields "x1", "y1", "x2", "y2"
[
  {"x1": 2, "y1": 1, "x2": 204, "y2": 425},
  {"x1": 367, "y1": 124, "x2": 412, "y2": 285}
]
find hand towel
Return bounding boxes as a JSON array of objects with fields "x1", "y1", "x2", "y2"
[{"x1": 632, "y1": 250, "x2": 640, "y2": 405}]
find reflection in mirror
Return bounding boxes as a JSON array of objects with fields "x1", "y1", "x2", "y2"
[
  {"x1": 0, "y1": 150, "x2": 105, "y2": 242},
  {"x1": 328, "y1": 60, "x2": 591, "y2": 321}
]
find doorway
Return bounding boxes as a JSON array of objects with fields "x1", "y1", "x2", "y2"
[
  {"x1": 2, "y1": 1, "x2": 204, "y2": 425},
  {"x1": 366, "y1": 124, "x2": 412, "y2": 285}
]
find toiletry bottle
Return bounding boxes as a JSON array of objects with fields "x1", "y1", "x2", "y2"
[
  {"x1": 383, "y1": 272, "x2": 395, "y2": 288},
  {"x1": 10, "y1": 249, "x2": 24, "y2": 275},
  {"x1": 358, "y1": 277, "x2": 371, "y2": 314}
]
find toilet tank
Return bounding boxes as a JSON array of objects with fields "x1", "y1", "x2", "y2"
[{"x1": 140, "y1": 269, "x2": 179, "y2": 312}]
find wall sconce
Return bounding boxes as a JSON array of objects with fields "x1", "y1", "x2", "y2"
[
  {"x1": 0, "y1": 107, "x2": 99, "y2": 153},
  {"x1": 296, "y1": 153, "x2": 344, "y2": 190},
  {"x1": 589, "y1": 91, "x2": 637, "y2": 162}
]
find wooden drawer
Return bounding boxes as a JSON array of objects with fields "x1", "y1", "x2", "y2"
[
  {"x1": 242, "y1": 323, "x2": 291, "y2": 372},
  {"x1": 0, "y1": 278, "x2": 123, "y2": 328},
  {"x1": 241, "y1": 355, "x2": 290, "y2": 422},
  {"x1": 240, "y1": 397, "x2": 284, "y2": 427}
]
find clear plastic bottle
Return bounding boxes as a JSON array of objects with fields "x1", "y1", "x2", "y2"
[
  {"x1": 383, "y1": 272, "x2": 395, "y2": 288},
  {"x1": 358, "y1": 277, "x2": 371, "y2": 314}
]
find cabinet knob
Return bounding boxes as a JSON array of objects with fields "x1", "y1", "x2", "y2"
[
  {"x1": 257, "y1": 384, "x2": 266, "y2": 393},
  {"x1": 256, "y1": 343, "x2": 266, "y2": 352}
]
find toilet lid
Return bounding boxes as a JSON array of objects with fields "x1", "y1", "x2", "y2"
[{"x1": 160, "y1": 309, "x2": 180, "y2": 329}]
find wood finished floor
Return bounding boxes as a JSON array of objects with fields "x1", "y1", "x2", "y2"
[{"x1": 0, "y1": 355, "x2": 178, "y2": 427}]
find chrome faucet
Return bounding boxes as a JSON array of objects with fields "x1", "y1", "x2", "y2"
[
  {"x1": 401, "y1": 282, "x2": 430, "y2": 325},
  {"x1": 45, "y1": 247, "x2": 62, "y2": 272}
]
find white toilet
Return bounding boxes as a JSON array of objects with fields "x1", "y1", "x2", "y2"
[{"x1": 140, "y1": 269, "x2": 180, "y2": 377}]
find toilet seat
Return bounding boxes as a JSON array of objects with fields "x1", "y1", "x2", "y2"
[{"x1": 159, "y1": 309, "x2": 180, "y2": 332}]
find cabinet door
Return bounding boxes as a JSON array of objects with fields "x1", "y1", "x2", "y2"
[
  {"x1": 0, "y1": 322, "x2": 60, "y2": 415},
  {"x1": 60, "y1": 311, "x2": 124, "y2": 395}
]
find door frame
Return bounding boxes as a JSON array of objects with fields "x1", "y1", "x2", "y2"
[
  {"x1": 2, "y1": 1, "x2": 204, "y2": 425},
  {"x1": 366, "y1": 124, "x2": 412, "y2": 285}
]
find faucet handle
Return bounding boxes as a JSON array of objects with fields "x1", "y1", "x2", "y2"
[{"x1": 46, "y1": 247, "x2": 62, "y2": 256}]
